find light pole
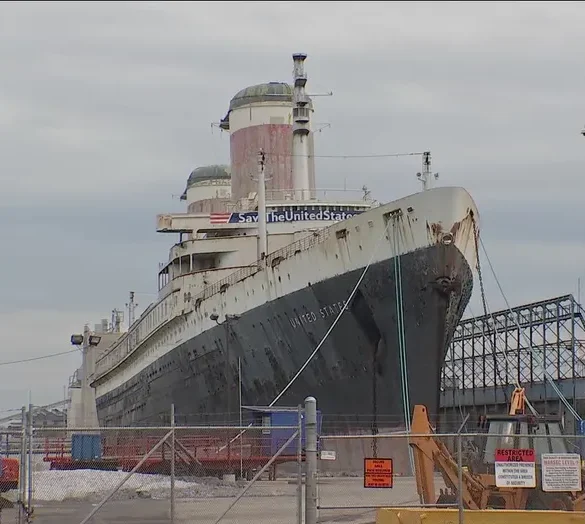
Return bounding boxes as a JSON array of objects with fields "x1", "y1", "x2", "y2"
[
  {"x1": 210, "y1": 312, "x2": 241, "y2": 476},
  {"x1": 70, "y1": 329, "x2": 101, "y2": 427}
]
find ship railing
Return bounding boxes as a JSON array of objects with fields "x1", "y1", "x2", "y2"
[
  {"x1": 192, "y1": 226, "x2": 332, "y2": 304},
  {"x1": 95, "y1": 291, "x2": 178, "y2": 372},
  {"x1": 262, "y1": 187, "x2": 374, "y2": 204},
  {"x1": 265, "y1": 226, "x2": 331, "y2": 267},
  {"x1": 192, "y1": 262, "x2": 261, "y2": 303}
]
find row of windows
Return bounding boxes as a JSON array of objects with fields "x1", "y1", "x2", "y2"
[{"x1": 269, "y1": 205, "x2": 367, "y2": 212}]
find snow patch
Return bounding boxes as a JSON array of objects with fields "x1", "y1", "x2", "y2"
[{"x1": 5, "y1": 469, "x2": 287, "y2": 502}]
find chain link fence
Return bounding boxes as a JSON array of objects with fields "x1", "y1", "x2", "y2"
[
  {"x1": 0, "y1": 406, "x2": 305, "y2": 524},
  {"x1": 1, "y1": 400, "x2": 584, "y2": 523}
]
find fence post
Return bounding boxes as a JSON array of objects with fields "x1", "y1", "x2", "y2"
[
  {"x1": 170, "y1": 404, "x2": 175, "y2": 524},
  {"x1": 26, "y1": 404, "x2": 33, "y2": 516},
  {"x1": 297, "y1": 404, "x2": 303, "y2": 524},
  {"x1": 304, "y1": 396, "x2": 317, "y2": 524},
  {"x1": 18, "y1": 406, "x2": 26, "y2": 524},
  {"x1": 457, "y1": 433, "x2": 463, "y2": 524}
]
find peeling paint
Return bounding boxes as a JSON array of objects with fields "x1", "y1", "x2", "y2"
[
  {"x1": 426, "y1": 207, "x2": 475, "y2": 250},
  {"x1": 230, "y1": 125, "x2": 294, "y2": 201}
]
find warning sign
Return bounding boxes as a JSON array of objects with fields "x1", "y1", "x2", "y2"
[
  {"x1": 320, "y1": 450, "x2": 337, "y2": 461},
  {"x1": 364, "y1": 458, "x2": 393, "y2": 488},
  {"x1": 542, "y1": 453, "x2": 582, "y2": 492},
  {"x1": 494, "y1": 448, "x2": 536, "y2": 488},
  {"x1": 495, "y1": 449, "x2": 535, "y2": 462}
]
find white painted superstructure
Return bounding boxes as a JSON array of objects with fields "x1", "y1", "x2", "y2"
[
  {"x1": 185, "y1": 176, "x2": 231, "y2": 204},
  {"x1": 228, "y1": 101, "x2": 293, "y2": 133}
]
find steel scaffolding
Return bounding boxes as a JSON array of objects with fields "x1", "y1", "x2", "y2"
[{"x1": 441, "y1": 295, "x2": 585, "y2": 397}]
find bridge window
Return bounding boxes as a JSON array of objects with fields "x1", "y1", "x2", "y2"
[
  {"x1": 180, "y1": 255, "x2": 191, "y2": 275},
  {"x1": 192, "y1": 254, "x2": 217, "y2": 271},
  {"x1": 158, "y1": 267, "x2": 170, "y2": 290}
]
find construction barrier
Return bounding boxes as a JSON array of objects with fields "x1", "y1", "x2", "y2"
[{"x1": 376, "y1": 508, "x2": 585, "y2": 524}]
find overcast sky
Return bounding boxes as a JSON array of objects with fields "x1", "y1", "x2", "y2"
[{"x1": 0, "y1": 1, "x2": 584, "y2": 414}]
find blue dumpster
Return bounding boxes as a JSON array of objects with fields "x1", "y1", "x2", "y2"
[{"x1": 71, "y1": 434, "x2": 102, "y2": 460}]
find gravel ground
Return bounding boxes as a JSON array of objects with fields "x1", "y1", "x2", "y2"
[{"x1": 0, "y1": 476, "x2": 427, "y2": 524}]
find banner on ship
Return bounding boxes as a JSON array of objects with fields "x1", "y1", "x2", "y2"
[{"x1": 210, "y1": 206, "x2": 364, "y2": 224}]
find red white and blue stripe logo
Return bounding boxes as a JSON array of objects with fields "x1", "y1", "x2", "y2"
[{"x1": 209, "y1": 213, "x2": 233, "y2": 224}]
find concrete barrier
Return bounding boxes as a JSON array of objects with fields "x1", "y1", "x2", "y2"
[{"x1": 376, "y1": 508, "x2": 585, "y2": 524}]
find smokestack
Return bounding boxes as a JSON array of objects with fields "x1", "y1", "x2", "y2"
[{"x1": 291, "y1": 53, "x2": 311, "y2": 201}]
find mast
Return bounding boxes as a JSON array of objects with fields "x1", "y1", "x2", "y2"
[
  {"x1": 416, "y1": 151, "x2": 439, "y2": 191},
  {"x1": 111, "y1": 309, "x2": 123, "y2": 333},
  {"x1": 291, "y1": 53, "x2": 311, "y2": 201},
  {"x1": 126, "y1": 291, "x2": 137, "y2": 327},
  {"x1": 257, "y1": 150, "x2": 267, "y2": 264}
]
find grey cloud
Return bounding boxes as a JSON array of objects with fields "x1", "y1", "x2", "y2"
[{"x1": 1, "y1": 195, "x2": 178, "y2": 313}]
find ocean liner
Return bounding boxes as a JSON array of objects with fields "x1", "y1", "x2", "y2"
[{"x1": 79, "y1": 53, "x2": 479, "y2": 430}]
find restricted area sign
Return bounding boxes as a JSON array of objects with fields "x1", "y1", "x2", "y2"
[
  {"x1": 494, "y1": 448, "x2": 536, "y2": 488},
  {"x1": 364, "y1": 458, "x2": 393, "y2": 488},
  {"x1": 541, "y1": 453, "x2": 583, "y2": 492}
]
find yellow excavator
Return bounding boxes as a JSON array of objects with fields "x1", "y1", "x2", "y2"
[{"x1": 409, "y1": 387, "x2": 585, "y2": 510}]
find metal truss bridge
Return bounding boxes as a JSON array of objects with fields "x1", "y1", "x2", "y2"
[{"x1": 440, "y1": 294, "x2": 585, "y2": 419}]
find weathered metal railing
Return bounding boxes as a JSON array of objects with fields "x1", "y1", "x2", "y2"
[{"x1": 192, "y1": 227, "x2": 332, "y2": 304}]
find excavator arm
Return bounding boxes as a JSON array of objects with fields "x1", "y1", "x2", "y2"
[
  {"x1": 508, "y1": 387, "x2": 526, "y2": 415},
  {"x1": 409, "y1": 405, "x2": 488, "y2": 509}
]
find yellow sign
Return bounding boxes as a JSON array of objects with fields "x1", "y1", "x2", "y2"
[{"x1": 364, "y1": 457, "x2": 393, "y2": 488}]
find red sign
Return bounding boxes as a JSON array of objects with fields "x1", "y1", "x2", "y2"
[
  {"x1": 364, "y1": 458, "x2": 393, "y2": 488},
  {"x1": 495, "y1": 448, "x2": 535, "y2": 462}
]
